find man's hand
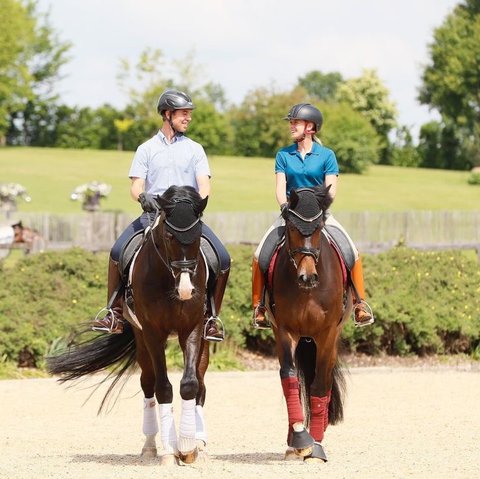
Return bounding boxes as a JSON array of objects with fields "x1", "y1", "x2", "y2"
[{"x1": 138, "y1": 192, "x2": 158, "y2": 212}]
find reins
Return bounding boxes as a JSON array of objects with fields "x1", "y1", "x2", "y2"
[{"x1": 146, "y1": 208, "x2": 200, "y2": 279}]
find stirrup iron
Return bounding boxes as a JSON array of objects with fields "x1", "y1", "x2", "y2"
[{"x1": 353, "y1": 300, "x2": 375, "y2": 328}]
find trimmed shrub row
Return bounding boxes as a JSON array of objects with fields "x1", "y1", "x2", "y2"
[{"x1": 0, "y1": 245, "x2": 479, "y2": 369}]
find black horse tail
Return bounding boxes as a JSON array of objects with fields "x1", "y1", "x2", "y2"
[
  {"x1": 47, "y1": 322, "x2": 137, "y2": 413},
  {"x1": 295, "y1": 337, "x2": 347, "y2": 428}
]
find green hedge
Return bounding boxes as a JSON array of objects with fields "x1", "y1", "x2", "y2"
[{"x1": 0, "y1": 246, "x2": 479, "y2": 371}]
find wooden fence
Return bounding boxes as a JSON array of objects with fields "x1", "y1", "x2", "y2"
[{"x1": 1, "y1": 210, "x2": 480, "y2": 257}]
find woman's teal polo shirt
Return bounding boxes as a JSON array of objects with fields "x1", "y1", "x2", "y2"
[{"x1": 275, "y1": 142, "x2": 339, "y2": 196}]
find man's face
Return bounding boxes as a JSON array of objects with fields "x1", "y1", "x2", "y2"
[{"x1": 170, "y1": 109, "x2": 193, "y2": 133}]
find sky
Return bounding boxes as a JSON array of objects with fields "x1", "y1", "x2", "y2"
[{"x1": 37, "y1": 0, "x2": 460, "y2": 135}]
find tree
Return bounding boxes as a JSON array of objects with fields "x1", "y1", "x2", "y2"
[
  {"x1": 419, "y1": 1, "x2": 480, "y2": 129},
  {"x1": 0, "y1": 0, "x2": 71, "y2": 145},
  {"x1": 418, "y1": 0, "x2": 480, "y2": 170},
  {"x1": 230, "y1": 86, "x2": 307, "y2": 157},
  {"x1": 297, "y1": 70, "x2": 343, "y2": 102},
  {"x1": 335, "y1": 69, "x2": 398, "y2": 163},
  {"x1": 320, "y1": 102, "x2": 381, "y2": 173},
  {"x1": 390, "y1": 126, "x2": 421, "y2": 168}
]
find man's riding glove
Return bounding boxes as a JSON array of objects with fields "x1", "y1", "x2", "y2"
[{"x1": 138, "y1": 192, "x2": 158, "y2": 212}]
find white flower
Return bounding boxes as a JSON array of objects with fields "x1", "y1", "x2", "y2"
[
  {"x1": 70, "y1": 181, "x2": 112, "y2": 202},
  {"x1": 0, "y1": 183, "x2": 31, "y2": 202}
]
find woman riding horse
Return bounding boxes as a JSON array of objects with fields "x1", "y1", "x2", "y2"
[{"x1": 252, "y1": 103, "x2": 374, "y2": 329}]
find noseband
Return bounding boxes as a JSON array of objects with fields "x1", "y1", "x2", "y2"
[{"x1": 150, "y1": 211, "x2": 201, "y2": 278}]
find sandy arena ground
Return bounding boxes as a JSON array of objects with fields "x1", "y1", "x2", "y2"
[{"x1": 1, "y1": 365, "x2": 479, "y2": 479}]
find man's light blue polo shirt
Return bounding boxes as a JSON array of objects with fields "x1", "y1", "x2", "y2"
[
  {"x1": 275, "y1": 142, "x2": 339, "y2": 196},
  {"x1": 128, "y1": 131, "x2": 211, "y2": 195}
]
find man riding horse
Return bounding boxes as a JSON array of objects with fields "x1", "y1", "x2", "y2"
[{"x1": 92, "y1": 89, "x2": 230, "y2": 342}]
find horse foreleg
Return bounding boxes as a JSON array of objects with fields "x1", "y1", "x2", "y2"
[
  {"x1": 303, "y1": 335, "x2": 339, "y2": 463},
  {"x1": 177, "y1": 328, "x2": 202, "y2": 463},
  {"x1": 195, "y1": 340, "x2": 210, "y2": 447},
  {"x1": 134, "y1": 331, "x2": 160, "y2": 458},
  {"x1": 276, "y1": 331, "x2": 314, "y2": 457}
]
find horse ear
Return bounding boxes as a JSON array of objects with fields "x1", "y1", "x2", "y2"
[
  {"x1": 157, "y1": 195, "x2": 173, "y2": 213},
  {"x1": 197, "y1": 196, "x2": 208, "y2": 215},
  {"x1": 289, "y1": 190, "x2": 299, "y2": 210},
  {"x1": 315, "y1": 184, "x2": 333, "y2": 211}
]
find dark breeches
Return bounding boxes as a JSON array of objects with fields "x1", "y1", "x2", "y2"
[{"x1": 110, "y1": 212, "x2": 230, "y2": 271}]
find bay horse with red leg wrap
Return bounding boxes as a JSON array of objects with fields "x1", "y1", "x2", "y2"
[
  {"x1": 48, "y1": 185, "x2": 211, "y2": 466},
  {"x1": 268, "y1": 185, "x2": 350, "y2": 463}
]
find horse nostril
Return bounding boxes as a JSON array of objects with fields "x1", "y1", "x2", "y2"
[{"x1": 312, "y1": 273, "x2": 318, "y2": 283}]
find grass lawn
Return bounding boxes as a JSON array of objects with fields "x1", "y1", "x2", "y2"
[{"x1": 0, "y1": 146, "x2": 478, "y2": 214}]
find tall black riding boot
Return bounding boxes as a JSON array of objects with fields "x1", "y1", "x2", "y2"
[
  {"x1": 92, "y1": 257, "x2": 124, "y2": 334},
  {"x1": 204, "y1": 268, "x2": 230, "y2": 342}
]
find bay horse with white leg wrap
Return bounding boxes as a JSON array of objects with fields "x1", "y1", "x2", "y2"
[
  {"x1": 48, "y1": 185, "x2": 210, "y2": 465},
  {"x1": 267, "y1": 185, "x2": 350, "y2": 463}
]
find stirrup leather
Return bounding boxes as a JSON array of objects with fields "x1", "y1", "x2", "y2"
[{"x1": 353, "y1": 300, "x2": 375, "y2": 328}]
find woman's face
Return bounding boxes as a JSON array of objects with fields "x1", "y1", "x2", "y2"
[
  {"x1": 289, "y1": 119, "x2": 312, "y2": 140},
  {"x1": 171, "y1": 109, "x2": 193, "y2": 133}
]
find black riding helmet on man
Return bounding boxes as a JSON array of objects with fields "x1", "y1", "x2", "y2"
[{"x1": 92, "y1": 88, "x2": 230, "y2": 342}]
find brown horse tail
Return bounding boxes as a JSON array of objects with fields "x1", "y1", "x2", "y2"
[
  {"x1": 47, "y1": 322, "x2": 137, "y2": 414},
  {"x1": 295, "y1": 338, "x2": 347, "y2": 428}
]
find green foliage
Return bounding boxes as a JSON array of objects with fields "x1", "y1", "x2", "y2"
[
  {"x1": 419, "y1": 1, "x2": 480, "y2": 129},
  {"x1": 297, "y1": 70, "x2": 344, "y2": 102},
  {"x1": 230, "y1": 86, "x2": 307, "y2": 157},
  {"x1": 342, "y1": 247, "x2": 480, "y2": 356},
  {"x1": 320, "y1": 102, "x2": 381, "y2": 173},
  {"x1": 335, "y1": 69, "x2": 398, "y2": 141},
  {"x1": 418, "y1": 2, "x2": 480, "y2": 170},
  {"x1": 1, "y1": 0, "x2": 71, "y2": 143},
  {"x1": 391, "y1": 126, "x2": 421, "y2": 167},
  {"x1": 468, "y1": 170, "x2": 480, "y2": 185},
  {"x1": 0, "y1": 248, "x2": 107, "y2": 367},
  {"x1": 2, "y1": 246, "x2": 478, "y2": 374}
]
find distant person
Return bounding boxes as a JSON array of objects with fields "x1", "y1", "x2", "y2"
[
  {"x1": 251, "y1": 103, "x2": 374, "y2": 329},
  {"x1": 92, "y1": 89, "x2": 230, "y2": 342}
]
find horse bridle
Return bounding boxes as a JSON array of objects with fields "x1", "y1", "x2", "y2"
[
  {"x1": 149, "y1": 209, "x2": 201, "y2": 279},
  {"x1": 286, "y1": 207, "x2": 323, "y2": 268}
]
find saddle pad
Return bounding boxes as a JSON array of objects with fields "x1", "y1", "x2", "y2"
[
  {"x1": 119, "y1": 232, "x2": 144, "y2": 276},
  {"x1": 200, "y1": 237, "x2": 220, "y2": 276},
  {"x1": 323, "y1": 225, "x2": 356, "y2": 270}
]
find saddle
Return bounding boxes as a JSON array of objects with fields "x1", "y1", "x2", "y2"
[
  {"x1": 264, "y1": 230, "x2": 351, "y2": 316},
  {"x1": 117, "y1": 229, "x2": 219, "y2": 327}
]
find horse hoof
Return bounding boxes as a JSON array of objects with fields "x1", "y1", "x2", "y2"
[
  {"x1": 177, "y1": 447, "x2": 198, "y2": 465},
  {"x1": 141, "y1": 446, "x2": 157, "y2": 458},
  {"x1": 284, "y1": 447, "x2": 303, "y2": 461},
  {"x1": 294, "y1": 445, "x2": 314, "y2": 457},
  {"x1": 159, "y1": 453, "x2": 178, "y2": 466},
  {"x1": 304, "y1": 442, "x2": 327, "y2": 463}
]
